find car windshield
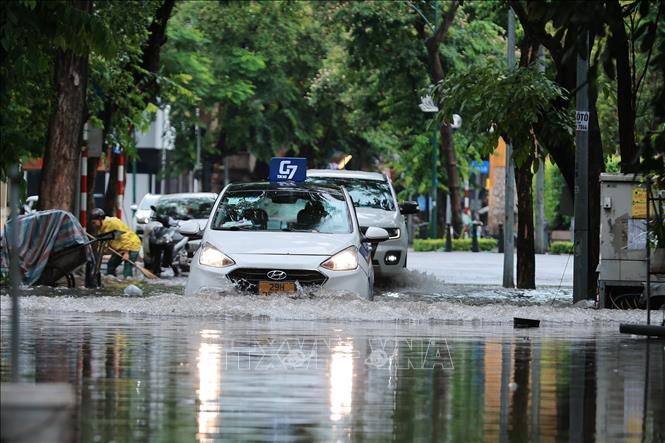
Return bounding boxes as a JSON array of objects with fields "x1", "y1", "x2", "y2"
[
  {"x1": 139, "y1": 194, "x2": 160, "y2": 210},
  {"x1": 154, "y1": 195, "x2": 216, "y2": 220},
  {"x1": 307, "y1": 177, "x2": 396, "y2": 211},
  {"x1": 211, "y1": 189, "x2": 352, "y2": 233}
]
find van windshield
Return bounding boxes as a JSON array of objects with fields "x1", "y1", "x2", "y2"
[
  {"x1": 306, "y1": 177, "x2": 396, "y2": 211},
  {"x1": 211, "y1": 189, "x2": 352, "y2": 233}
]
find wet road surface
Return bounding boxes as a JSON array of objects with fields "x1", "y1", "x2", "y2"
[{"x1": 1, "y1": 271, "x2": 663, "y2": 442}]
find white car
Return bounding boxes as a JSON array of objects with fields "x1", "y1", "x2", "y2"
[
  {"x1": 131, "y1": 193, "x2": 161, "y2": 234},
  {"x1": 306, "y1": 169, "x2": 419, "y2": 276},
  {"x1": 182, "y1": 182, "x2": 389, "y2": 299}
]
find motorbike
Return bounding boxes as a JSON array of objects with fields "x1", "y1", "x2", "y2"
[{"x1": 142, "y1": 210, "x2": 189, "y2": 277}]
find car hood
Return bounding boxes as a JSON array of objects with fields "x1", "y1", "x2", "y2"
[
  {"x1": 355, "y1": 208, "x2": 400, "y2": 228},
  {"x1": 135, "y1": 209, "x2": 152, "y2": 221},
  {"x1": 205, "y1": 231, "x2": 357, "y2": 256}
]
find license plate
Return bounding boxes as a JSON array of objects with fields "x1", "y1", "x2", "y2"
[{"x1": 258, "y1": 281, "x2": 296, "y2": 295}]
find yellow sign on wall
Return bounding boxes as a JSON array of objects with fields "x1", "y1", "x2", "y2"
[{"x1": 632, "y1": 187, "x2": 647, "y2": 218}]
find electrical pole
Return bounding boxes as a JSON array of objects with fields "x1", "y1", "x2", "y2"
[
  {"x1": 573, "y1": 33, "x2": 590, "y2": 302},
  {"x1": 8, "y1": 163, "x2": 21, "y2": 382},
  {"x1": 431, "y1": 0, "x2": 439, "y2": 239},
  {"x1": 535, "y1": 46, "x2": 547, "y2": 254},
  {"x1": 503, "y1": 8, "x2": 516, "y2": 288},
  {"x1": 194, "y1": 107, "x2": 202, "y2": 193},
  {"x1": 431, "y1": 128, "x2": 438, "y2": 239}
]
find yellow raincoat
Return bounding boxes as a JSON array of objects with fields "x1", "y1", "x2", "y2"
[{"x1": 99, "y1": 217, "x2": 141, "y2": 252}]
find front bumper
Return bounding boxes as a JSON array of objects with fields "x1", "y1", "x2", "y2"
[{"x1": 185, "y1": 252, "x2": 371, "y2": 299}]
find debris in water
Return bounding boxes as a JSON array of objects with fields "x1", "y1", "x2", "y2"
[
  {"x1": 514, "y1": 317, "x2": 540, "y2": 328},
  {"x1": 124, "y1": 285, "x2": 143, "y2": 297}
]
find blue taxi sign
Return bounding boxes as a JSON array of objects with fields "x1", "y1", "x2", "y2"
[{"x1": 269, "y1": 157, "x2": 307, "y2": 182}]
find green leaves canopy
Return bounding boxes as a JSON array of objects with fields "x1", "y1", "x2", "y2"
[{"x1": 433, "y1": 63, "x2": 573, "y2": 167}]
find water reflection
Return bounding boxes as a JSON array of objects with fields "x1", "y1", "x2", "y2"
[
  {"x1": 197, "y1": 336, "x2": 222, "y2": 441},
  {"x1": 329, "y1": 343, "x2": 353, "y2": 422},
  {"x1": 1, "y1": 314, "x2": 663, "y2": 442}
]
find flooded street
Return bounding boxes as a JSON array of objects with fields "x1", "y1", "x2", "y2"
[{"x1": 1, "y1": 277, "x2": 663, "y2": 442}]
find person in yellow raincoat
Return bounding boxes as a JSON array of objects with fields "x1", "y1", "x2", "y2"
[{"x1": 90, "y1": 208, "x2": 141, "y2": 278}]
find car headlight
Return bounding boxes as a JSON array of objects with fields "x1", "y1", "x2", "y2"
[
  {"x1": 321, "y1": 246, "x2": 358, "y2": 271},
  {"x1": 199, "y1": 243, "x2": 235, "y2": 268}
]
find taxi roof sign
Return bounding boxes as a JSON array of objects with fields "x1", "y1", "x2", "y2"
[{"x1": 269, "y1": 157, "x2": 307, "y2": 182}]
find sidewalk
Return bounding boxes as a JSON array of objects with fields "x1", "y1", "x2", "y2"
[{"x1": 406, "y1": 250, "x2": 574, "y2": 287}]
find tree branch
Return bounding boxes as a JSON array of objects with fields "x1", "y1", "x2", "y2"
[
  {"x1": 634, "y1": 0, "x2": 663, "y2": 105},
  {"x1": 433, "y1": 0, "x2": 459, "y2": 45},
  {"x1": 510, "y1": 0, "x2": 563, "y2": 68},
  {"x1": 414, "y1": 15, "x2": 428, "y2": 41}
]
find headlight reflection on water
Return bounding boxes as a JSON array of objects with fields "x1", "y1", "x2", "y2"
[
  {"x1": 197, "y1": 330, "x2": 223, "y2": 441},
  {"x1": 329, "y1": 343, "x2": 354, "y2": 422}
]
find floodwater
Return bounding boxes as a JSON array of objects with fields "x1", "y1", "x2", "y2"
[{"x1": 1, "y1": 278, "x2": 664, "y2": 442}]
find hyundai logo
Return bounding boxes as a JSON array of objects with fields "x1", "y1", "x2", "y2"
[{"x1": 266, "y1": 270, "x2": 287, "y2": 281}]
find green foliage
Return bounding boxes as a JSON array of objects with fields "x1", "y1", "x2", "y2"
[
  {"x1": 605, "y1": 154, "x2": 621, "y2": 173},
  {"x1": 548, "y1": 241, "x2": 574, "y2": 255},
  {"x1": 434, "y1": 63, "x2": 573, "y2": 167},
  {"x1": 0, "y1": 0, "x2": 163, "y2": 176},
  {"x1": 413, "y1": 238, "x2": 497, "y2": 252},
  {"x1": 0, "y1": 0, "x2": 114, "y2": 176}
]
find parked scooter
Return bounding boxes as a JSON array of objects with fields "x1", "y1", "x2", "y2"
[{"x1": 142, "y1": 207, "x2": 189, "y2": 277}]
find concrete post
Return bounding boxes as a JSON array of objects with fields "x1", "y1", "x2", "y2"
[
  {"x1": 535, "y1": 46, "x2": 547, "y2": 254},
  {"x1": 573, "y1": 33, "x2": 590, "y2": 302}
]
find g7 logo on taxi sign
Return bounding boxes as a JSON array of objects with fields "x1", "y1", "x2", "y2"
[
  {"x1": 269, "y1": 157, "x2": 307, "y2": 182},
  {"x1": 278, "y1": 160, "x2": 297, "y2": 180}
]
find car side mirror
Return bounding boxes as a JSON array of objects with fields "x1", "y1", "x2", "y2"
[
  {"x1": 178, "y1": 219, "x2": 204, "y2": 236},
  {"x1": 363, "y1": 226, "x2": 390, "y2": 243},
  {"x1": 150, "y1": 205, "x2": 157, "y2": 212},
  {"x1": 399, "y1": 201, "x2": 419, "y2": 215},
  {"x1": 130, "y1": 204, "x2": 138, "y2": 212},
  {"x1": 363, "y1": 227, "x2": 389, "y2": 261}
]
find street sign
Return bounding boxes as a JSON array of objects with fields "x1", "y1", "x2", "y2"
[
  {"x1": 576, "y1": 111, "x2": 589, "y2": 132},
  {"x1": 87, "y1": 126, "x2": 103, "y2": 157},
  {"x1": 471, "y1": 160, "x2": 489, "y2": 174}
]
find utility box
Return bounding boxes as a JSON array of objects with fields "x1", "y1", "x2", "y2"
[{"x1": 598, "y1": 173, "x2": 664, "y2": 308}]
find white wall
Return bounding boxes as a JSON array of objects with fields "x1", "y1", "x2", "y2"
[{"x1": 122, "y1": 173, "x2": 152, "y2": 229}]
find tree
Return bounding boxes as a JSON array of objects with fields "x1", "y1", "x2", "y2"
[
  {"x1": 510, "y1": 0, "x2": 606, "y2": 298},
  {"x1": 97, "y1": 0, "x2": 175, "y2": 216},
  {"x1": 412, "y1": 0, "x2": 464, "y2": 236},
  {"x1": 434, "y1": 64, "x2": 572, "y2": 287},
  {"x1": 36, "y1": 0, "x2": 116, "y2": 211}
]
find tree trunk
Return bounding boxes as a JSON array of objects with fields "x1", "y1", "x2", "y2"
[
  {"x1": 440, "y1": 124, "x2": 462, "y2": 234},
  {"x1": 515, "y1": 36, "x2": 537, "y2": 289},
  {"x1": 513, "y1": 3, "x2": 604, "y2": 296},
  {"x1": 38, "y1": 0, "x2": 91, "y2": 211},
  {"x1": 515, "y1": 157, "x2": 535, "y2": 288},
  {"x1": 415, "y1": 2, "x2": 462, "y2": 236}
]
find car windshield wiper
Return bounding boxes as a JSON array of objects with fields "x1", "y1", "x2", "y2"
[
  {"x1": 222, "y1": 225, "x2": 259, "y2": 231},
  {"x1": 282, "y1": 227, "x2": 319, "y2": 233}
]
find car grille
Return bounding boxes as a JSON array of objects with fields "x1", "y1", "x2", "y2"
[
  {"x1": 227, "y1": 268, "x2": 328, "y2": 292},
  {"x1": 360, "y1": 227, "x2": 400, "y2": 239}
]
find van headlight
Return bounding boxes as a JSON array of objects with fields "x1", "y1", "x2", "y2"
[
  {"x1": 321, "y1": 246, "x2": 358, "y2": 271},
  {"x1": 199, "y1": 243, "x2": 235, "y2": 268}
]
